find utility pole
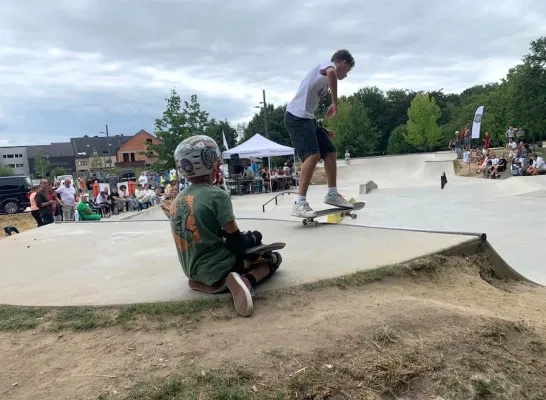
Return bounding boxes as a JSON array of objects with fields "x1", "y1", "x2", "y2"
[
  {"x1": 105, "y1": 124, "x2": 112, "y2": 173},
  {"x1": 262, "y1": 89, "x2": 269, "y2": 139}
]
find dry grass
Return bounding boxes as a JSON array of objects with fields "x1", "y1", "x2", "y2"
[
  {"x1": 2, "y1": 252, "x2": 546, "y2": 399},
  {"x1": 0, "y1": 212, "x2": 36, "y2": 239}
]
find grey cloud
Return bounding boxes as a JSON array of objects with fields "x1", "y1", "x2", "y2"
[{"x1": 0, "y1": 0, "x2": 544, "y2": 144}]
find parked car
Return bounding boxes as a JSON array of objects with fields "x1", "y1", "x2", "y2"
[
  {"x1": 55, "y1": 174, "x2": 75, "y2": 187},
  {"x1": 119, "y1": 170, "x2": 136, "y2": 181},
  {"x1": 0, "y1": 176, "x2": 32, "y2": 214}
]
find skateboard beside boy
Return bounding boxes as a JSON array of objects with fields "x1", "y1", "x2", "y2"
[{"x1": 168, "y1": 135, "x2": 282, "y2": 317}]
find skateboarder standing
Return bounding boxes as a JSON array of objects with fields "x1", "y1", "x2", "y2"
[
  {"x1": 169, "y1": 135, "x2": 282, "y2": 317},
  {"x1": 284, "y1": 49, "x2": 355, "y2": 218}
]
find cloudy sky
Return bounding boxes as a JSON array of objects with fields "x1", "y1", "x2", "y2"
[{"x1": 0, "y1": 0, "x2": 544, "y2": 146}]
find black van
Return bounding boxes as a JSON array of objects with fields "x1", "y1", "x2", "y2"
[{"x1": 0, "y1": 176, "x2": 32, "y2": 214}]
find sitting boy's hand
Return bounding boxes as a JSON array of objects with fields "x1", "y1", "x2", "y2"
[{"x1": 250, "y1": 230, "x2": 262, "y2": 245}]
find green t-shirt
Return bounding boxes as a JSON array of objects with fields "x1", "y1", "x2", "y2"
[
  {"x1": 76, "y1": 202, "x2": 92, "y2": 217},
  {"x1": 170, "y1": 183, "x2": 237, "y2": 285}
]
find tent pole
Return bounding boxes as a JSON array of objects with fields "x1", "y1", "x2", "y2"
[{"x1": 268, "y1": 156, "x2": 272, "y2": 193}]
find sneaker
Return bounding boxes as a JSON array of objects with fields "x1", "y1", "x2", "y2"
[
  {"x1": 226, "y1": 272, "x2": 254, "y2": 317},
  {"x1": 291, "y1": 201, "x2": 317, "y2": 218},
  {"x1": 188, "y1": 279, "x2": 228, "y2": 294},
  {"x1": 324, "y1": 192, "x2": 353, "y2": 208}
]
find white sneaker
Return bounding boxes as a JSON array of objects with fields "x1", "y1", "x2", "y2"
[
  {"x1": 291, "y1": 201, "x2": 317, "y2": 218},
  {"x1": 324, "y1": 192, "x2": 353, "y2": 208}
]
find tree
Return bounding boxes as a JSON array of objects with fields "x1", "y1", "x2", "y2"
[
  {"x1": 0, "y1": 166, "x2": 14, "y2": 177},
  {"x1": 241, "y1": 103, "x2": 292, "y2": 147},
  {"x1": 33, "y1": 148, "x2": 50, "y2": 178},
  {"x1": 326, "y1": 98, "x2": 379, "y2": 157},
  {"x1": 183, "y1": 94, "x2": 210, "y2": 134},
  {"x1": 405, "y1": 93, "x2": 443, "y2": 151},
  {"x1": 89, "y1": 148, "x2": 103, "y2": 170},
  {"x1": 353, "y1": 87, "x2": 390, "y2": 152},
  {"x1": 147, "y1": 89, "x2": 210, "y2": 171},
  {"x1": 205, "y1": 119, "x2": 238, "y2": 150},
  {"x1": 387, "y1": 124, "x2": 414, "y2": 155},
  {"x1": 50, "y1": 167, "x2": 67, "y2": 180}
]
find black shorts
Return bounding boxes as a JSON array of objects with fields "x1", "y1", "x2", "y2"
[{"x1": 284, "y1": 111, "x2": 336, "y2": 162}]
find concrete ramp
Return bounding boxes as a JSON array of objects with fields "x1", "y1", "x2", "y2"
[
  {"x1": 0, "y1": 219, "x2": 479, "y2": 307},
  {"x1": 334, "y1": 152, "x2": 458, "y2": 190}
]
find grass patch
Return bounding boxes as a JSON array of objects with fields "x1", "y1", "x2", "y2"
[
  {"x1": 105, "y1": 318, "x2": 546, "y2": 400},
  {"x1": 0, "y1": 253, "x2": 503, "y2": 333},
  {"x1": 0, "y1": 297, "x2": 225, "y2": 333},
  {"x1": 106, "y1": 366, "x2": 285, "y2": 400}
]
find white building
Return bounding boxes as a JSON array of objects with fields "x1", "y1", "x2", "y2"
[{"x1": 0, "y1": 146, "x2": 30, "y2": 176}]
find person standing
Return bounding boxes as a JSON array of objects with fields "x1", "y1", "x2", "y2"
[
  {"x1": 56, "y1": 178, "x2": 76, "y2": 221},
  {"x1": 34, "y1": 179, "x2": 56, "y2": 226},
  {"x1": 283, "y1": 49, "x2": 355, "y2": 218}
]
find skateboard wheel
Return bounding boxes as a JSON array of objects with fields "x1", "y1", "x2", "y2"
[
  {"x1": 243, "y1": 259, "x2": 251, "y2": 269},
  {"x1": 313, "y1": 221, "x2": 319, "y2": 227},
  {"x1": 303, "y1": 220, "x2": 308, "y2": 226},
  {"x1": 351, "y1": 214, "x2": 357, "y2": 220}
]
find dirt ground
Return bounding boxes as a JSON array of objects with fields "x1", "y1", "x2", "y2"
[
  {"x1": 1, "y1": 252, "x2": 546, "y2": 400},
  {"x1": 0, "y1": 212, "x2": 36, "y2": 239}
]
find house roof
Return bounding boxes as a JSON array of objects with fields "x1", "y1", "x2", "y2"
[
  {"x1": 71, "y1": 134, "x2": 132, "y2": 158},
  {"x1": 27, "y1": 142, "x2": 75, "y2": 158}
]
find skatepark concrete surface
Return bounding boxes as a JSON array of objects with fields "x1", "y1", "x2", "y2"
[{"x1": 1, "y1": 151, "x2": 544, "y2": 307}]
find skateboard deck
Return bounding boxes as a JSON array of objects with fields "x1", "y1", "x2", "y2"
[
  {"x1": 243, "y1": 242, "x2": 286, "y2": 269},
  {"x1": 299, "y1": 200, "x2": 365, "y2": 226}
]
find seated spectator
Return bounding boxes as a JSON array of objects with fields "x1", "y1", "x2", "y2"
[
  {"x1": 164, "y1": 180, "x2": 178, "y2": 199},
  {"x1": 527, "y1": 153, "x2": 546, "y2": 175},
  {"x1": 76, "y1": 195, "x2": 102, "y2": 221},
  {"x1": 476, "y1": 154, "x2": 491, "y2": 174},
  {"x1": 118, "y1": 185, "x2": 139, "y2": 211},
  {"x1": 135, "y1": 184, "x2": 156, "y2": 207},
  {"x1": 486, "y1": 152, "x2": 507, "y2": 178},
  {"x1": 96, "y1": 186, "x2": 114, "y2": 213},
  {"x1": 110, "y1": 187, "x2": 128, "y2": 213}
]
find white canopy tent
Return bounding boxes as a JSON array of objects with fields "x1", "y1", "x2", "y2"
[
  {"x1": 221, "y1": 134, "x2": 295, "y2": 190},
  {"x1": 222, "y1": 133, "x2": 295, "y2": 159}
]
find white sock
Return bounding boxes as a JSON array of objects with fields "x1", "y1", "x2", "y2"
[
  {"x1": 328, "y1": 187, "x2": 338, "y2": 195},
  {"x1": 296, "y1": 195, "x2": 306, "y2": 203}
]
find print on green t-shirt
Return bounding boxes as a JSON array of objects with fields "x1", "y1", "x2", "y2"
[{"x1": 170, "y1": 184, "x2": 237, "y2": 286}]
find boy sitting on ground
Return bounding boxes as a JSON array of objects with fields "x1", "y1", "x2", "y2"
[{"x1": 167, "y1": 135, "x2": 282, "y2": 317}]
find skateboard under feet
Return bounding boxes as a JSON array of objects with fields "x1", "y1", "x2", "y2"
[{"x1": 299, "y1": 200, "x2": 365, "y2": 227}]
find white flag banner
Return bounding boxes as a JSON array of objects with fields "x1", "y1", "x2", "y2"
[
  {"x1": 471, "y1": 106, "x2": 484, "y2": 139},
  {"x1": 222, "y1": 130, "x2": 229, "y2": 150}
]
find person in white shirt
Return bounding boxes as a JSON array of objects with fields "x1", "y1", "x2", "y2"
[
  {"x1": 506, "y1": 137, "x2": 518, "y2": 160},
  {"x1": 345, "y1": 149, "x2": 350, "y2": 164},
  {"x1": 284, "y1": 49, "x2": 355, "y2": 218},
  {"x1": 138, "y1": 172, "x2": 148, "y2": 186},
  {"x1": 55, "y1": 178, "x2": 76, "y2": 221},
  {"x1": 527, "y1": 153, "x2": 546, "y2": 175}
]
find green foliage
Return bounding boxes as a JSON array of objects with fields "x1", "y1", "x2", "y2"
[
  {"x1": 387, "y1": 124, "x2": 414, "y2": 155},
  {"x1": 241, "y1": 104, "x2": 291, "y2": 147},
  {"x1": 89, "y1": 148, "x2": 103, "y2": 170},
  {"x1": 0, "y1": 166, "x2": 14, "y2": 177},
  {"x1": 148, "y1": 89, "x2": 211, "y2": 171},
  {"x1": 50, "y1": 167, "x2": 67, "y2": 179},
  {"x1": 205, "y1": 119, "x2": 238, "y2": 151},
  {"x1": 405, "y1": 93, "x2": 443, "y2": 151},
  {"x1": 325, "y1": 97, "x2": 379, "y2": 157},
  {"x1": 33, "y1": 148, "x2": 50, "y2": 178}
]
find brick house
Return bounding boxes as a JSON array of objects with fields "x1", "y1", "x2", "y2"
[
  {"x1": 71, "y1": 135, "x2": 131, "y2": 174},
  {"x1": 115, "y1": 130, "x2": 162, "y2": 168}
]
